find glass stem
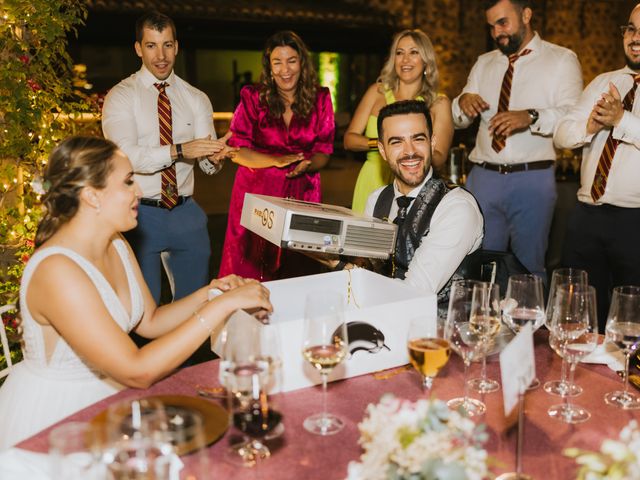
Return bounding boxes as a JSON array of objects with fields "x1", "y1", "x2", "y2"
[
  {"x1": 623, "y1": 352, "x2": 631, "y2": 396},
  {"x1": 422, "y1": 375, "x2": 433, "y2": 391},
  {"x1": 564, "y1": 362, "x2": 577, "y2": 415},
  {"x1": 480, "y1": 353, "x2": 488, "y2": 384},
  {"x1": 462, "y1": 360, "x2": 470, "y2": 405},
  {"x1": 560, "y1": 357, "x2": 568, "y2": 385},
  {"x1": 321, "y1": 372, "x2": 328, "y2": 420}
]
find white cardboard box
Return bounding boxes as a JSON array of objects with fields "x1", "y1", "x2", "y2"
[{"x1": 212, "y1": 269, "x2": 437, "y2": 392}]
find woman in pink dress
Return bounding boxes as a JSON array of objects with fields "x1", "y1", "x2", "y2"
[{"x1": 219, "y1": 31, "x2": 335, "y2": 281}]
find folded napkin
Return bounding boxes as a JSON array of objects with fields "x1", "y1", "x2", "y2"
[
  {"x1": 0, "y1": 447, "x2": 52, "y2": 480},
  {"x1": 582, "y1": 342, "x2": 625, "y2": 372}
]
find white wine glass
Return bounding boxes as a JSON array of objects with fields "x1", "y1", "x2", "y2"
[
  {"x1": 407, "y1": 317, "x2": 450, "y2": 392},
  {"x1": 302, "y1": 290, "x2": 348, "y2": 436},
  {"x1": 445, "y1": 280, "x2": 487, "y2": 417},
  {"x1": 543, "y1": 268, "x2": 588, "y2": 397},
  {"x1": 604, "y1": 285, "x2": 640, "y2": 410},
  {"x1": 467, "y1": 282, "x2": 502, "y2": 394},
  {"x1": 502, "y1": 274, "x2": 546, "y2": 388},
  {"x1": 547, "y1": 284, "x2": 599, "y2": 423}
]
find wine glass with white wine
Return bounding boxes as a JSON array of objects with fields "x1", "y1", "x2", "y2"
[
  {"x1": 604, "y1": 285, "x2": 640, "y2": 410},
  {"x1": 467, "y1": 282, "x2": 502, "y2": 394},
  {"x1": 301, "y1": 290, "x2": 348, "y2": 436},
  {"x1": 407, "y1": 317, "x2": 450, "y2": 392},
  {"x1": 445, "y1": 280, "x2": 487, "y2": 417}
]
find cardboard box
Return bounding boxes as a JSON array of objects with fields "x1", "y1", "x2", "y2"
[{"x1": 212, "y1": 269, "x2": 437, "y2": 392}]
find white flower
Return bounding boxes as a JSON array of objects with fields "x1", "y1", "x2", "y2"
[{"x1": 346, "y1": 395, "x2": 489, "y2": 480}]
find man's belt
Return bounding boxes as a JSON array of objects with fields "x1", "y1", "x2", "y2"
[
  {"x1": 139, "y1": 196, "x2": 189, "y2": 209},
  {"x1": 475, "y1": 160, "x2": 554, "y2": 174}
]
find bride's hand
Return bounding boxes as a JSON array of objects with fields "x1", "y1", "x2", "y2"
[
  {"x1": 209, "y1": 274, "x2": 251, "y2": 292},
  {"x1": 218, "y1": 282, "x2": 273, "y2": 315}
]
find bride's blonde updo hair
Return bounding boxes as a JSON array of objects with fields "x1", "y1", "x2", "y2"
[{"x1": 35, "y1": 136, "x2": 118, "y2": 247}]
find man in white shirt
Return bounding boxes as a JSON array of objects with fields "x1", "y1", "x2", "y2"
[
  {"x1": 103, "y1": 11, "x2": 229, "y2": 303},
  {"x1": 364, "y1": 100, "x2": 484, "y2": 298},
  {"x1": 554, "y1": 3, "x2": 640, "y2": 329},
  {"x1": 452, "y1": 0, "x2": 583, "y2": 281}
]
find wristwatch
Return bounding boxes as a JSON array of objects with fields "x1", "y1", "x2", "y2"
[{"x1": 527, "y1": 109, "x2": 539, "y2": 125}]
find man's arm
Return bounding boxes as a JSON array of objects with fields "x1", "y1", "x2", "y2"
[
  {"x1": 530, "y1": 50, "x2": 583, "y2": 137},
  {"x1": 404, "y1": 191, "x2": 484, "y2": 295},
  {"x1": 102, "y1": 85, "x2": 173, "y2": 174},
  {"x1": 451, "y1": 60, "x2": 489, "y2": 129},
  {"x1": 554, "y1": 74, "x2": 608, "y2": 150}
]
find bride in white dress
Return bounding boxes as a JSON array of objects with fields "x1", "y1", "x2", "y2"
[{"x1": 0, "y1": 136, "x2": 272, "y2": 450}]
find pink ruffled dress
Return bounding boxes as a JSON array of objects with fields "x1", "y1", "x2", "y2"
[{"x1": 219, "y1": 85, "x2": 335, "y2": 280}]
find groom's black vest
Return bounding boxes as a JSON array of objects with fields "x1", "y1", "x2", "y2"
[{"x1": 373, "y1": 176, "x2": 467, "y2": 306}]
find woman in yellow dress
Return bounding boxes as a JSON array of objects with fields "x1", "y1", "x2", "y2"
[{"x1": 344, "y1": 29, "x2": 454, "y2": 213}]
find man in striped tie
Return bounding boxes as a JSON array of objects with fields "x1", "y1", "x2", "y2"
[
  {"x1": 103, "y1": 11, "x2": 233, "y2": 304},
  {"x1": 554, "y1": 3, "x2": 640, "y2": 330},
  {"x1": 452, "y1": 0, "x2": 583, "y2": 282}
]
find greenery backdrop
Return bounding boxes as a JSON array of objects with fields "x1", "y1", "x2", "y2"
[{"x1": 0, "y1": 0, "x2": 95, "y2": 375}]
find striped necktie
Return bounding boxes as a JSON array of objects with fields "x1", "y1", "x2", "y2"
[
  {"x1": 590, "y1": 74, "x2": 640, "y2": 202},
  {"x1": 491, "y1": 49, "x2": 532, "y2": 153},
  {"x1": 155, "y1": 82, "x2": 179, "y2": 209}
]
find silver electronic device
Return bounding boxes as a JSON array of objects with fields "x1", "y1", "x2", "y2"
[{"x1": 240, "y1": 194, "x2": 397, "y2": 259}]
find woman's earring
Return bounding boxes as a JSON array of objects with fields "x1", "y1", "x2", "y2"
[
  {"x1": 423, "y1": 69, "x2": 427, "y2": 76},
  {"x1": 95, "y1": 203, "x2": 101, "y2": 214}
]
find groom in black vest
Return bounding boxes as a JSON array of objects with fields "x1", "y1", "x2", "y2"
[{"x1": 362, "y1": 100, "x2": 484, "y2": 300}]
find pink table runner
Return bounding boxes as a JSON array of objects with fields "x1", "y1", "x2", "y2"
[{"x1": 18, "y1": 333, "x2": 639, "y2": 479}]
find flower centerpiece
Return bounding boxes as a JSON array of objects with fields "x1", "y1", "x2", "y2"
[
  {"x1": 346, "y1": 395, "x2": 490, "y2": 480},
  {"x1": 564, "y1": 420, "x2": 640, "y2": 480}
]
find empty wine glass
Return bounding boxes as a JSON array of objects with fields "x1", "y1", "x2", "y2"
[
  {"x1": 604, "y1": 285, "x2": 640, "y2": 410},
  {"x1": 547, "y1": 284, "x2": 599, "y2": 423},
  {"x1": 543, "y1": 268, "x2": 588, "y2": 397},
  {"x1": 301, "y1": 290, "x2": 348, "y2": 435},
  {"x1": 502, "y1": 274, "x2": 546, "y2": 388},
  {"x1": 103, "y1": 399, "x2": 175, "y2": 480},
  {"x1": 445, "y1": 280, "x2": 487, "y2": 417},
  {"x1": 49, "y1": 422, "x2": 104, "y2": 480},
  {"x1": 467, "y1": 282, "x2": 502, "y2": 394},
  {"x1": 407, "y1": 317, "x2": 451, "y2": 392}
]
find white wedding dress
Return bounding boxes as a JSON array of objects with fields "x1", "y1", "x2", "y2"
[{"x1": 0, "y1": 239, "x2": 144, "y2": 450}]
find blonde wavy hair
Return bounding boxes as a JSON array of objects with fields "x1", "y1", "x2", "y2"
[{"x1": 378, "y1": 29, "x2": 439, "y2": 107}]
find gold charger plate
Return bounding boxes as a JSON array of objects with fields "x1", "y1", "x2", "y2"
[{"x1": 91, "y1": 394, "x2": 229, "y2": 456}]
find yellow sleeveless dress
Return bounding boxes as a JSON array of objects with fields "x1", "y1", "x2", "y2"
[{"x1": 351, "y1": 89, "x2": 424, "y2": 213}]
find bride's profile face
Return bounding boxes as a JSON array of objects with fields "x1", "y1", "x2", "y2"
[{"x1": 98, "y1": 151, "x2": 141, "y2": 232}]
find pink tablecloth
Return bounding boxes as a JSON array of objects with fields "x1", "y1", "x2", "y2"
[{"x1": 18, "y1": 333, "x2": 639, "y2": 479}]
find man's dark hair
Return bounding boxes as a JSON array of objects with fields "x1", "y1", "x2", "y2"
[
  {"x1": 483, "y1": 0, "x2": 531, "y2": 11},
  {"x1": 377, "y1": 100, "x2": 433, "y2": 142},
  {"x1": 135, "y1": 11, "x2": 176, "y2": 43}
]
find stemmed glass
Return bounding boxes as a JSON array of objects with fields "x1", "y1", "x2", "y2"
[
  {"x1": 445, "y1": 280, "x2": 487, "y2": 417},
  {"x1": 547, "y1": 284, "x2": 599, "y2": 423},
  {"x1": 543, "y1": 268, "x2": 588, "y2": 397},
  {"x1": 227, "y1": 371, "x2": 282, "y2": 467},
  {"x1": 103, "y1": 399, "x2": 175, "y2": 479},
  {"x1": 407, "y1": 317, "x2": 451, "y2": 392},
  {"x1": 301, "y1": 290, "x2": 348, "y2": 435},
  {"x1": 502, "y1": 274, "x2": 546, "y2": 388},
  {"x1": 604, "y1": 285, "x2": 640, "y2": 410},
  {"x1": 222, "y1": 314, "x2": 280, "y2": 466},
  {"x1": 467, "y1": 282, "x2": 502, "y2": 393}
]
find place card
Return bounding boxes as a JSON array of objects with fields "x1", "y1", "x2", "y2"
[{"x1": 499, "y1": 323, "x2": 535, "y2": 416}]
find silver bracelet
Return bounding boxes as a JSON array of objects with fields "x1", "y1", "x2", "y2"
[{"x1": 194, "y1": 310, "x2": 212, "y2": 335}]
